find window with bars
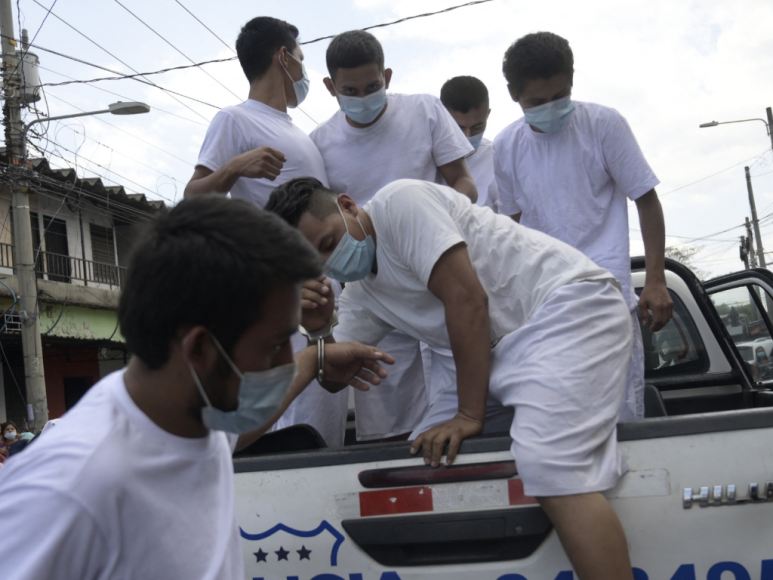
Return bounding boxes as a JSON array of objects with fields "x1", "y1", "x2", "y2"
[{"x1": 90, "y1": 224, "x2": 117, "y2": 285}]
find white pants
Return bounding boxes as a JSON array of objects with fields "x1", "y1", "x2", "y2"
[
  {"x1": 275, "y1": 327, "x2": 429, "y2": 445},
  {"x1": 414, "y1": 280, "x2": 631, "y2": 497},
  {"x1": 620, "y1": 310, "x2": 645, "y2": 422},
  {"x1": 353, "y1": 330, "x2": 429, "y2": 440},
  {"x1": 273, "y1": 331, "x2": 349, "y2": 447}
]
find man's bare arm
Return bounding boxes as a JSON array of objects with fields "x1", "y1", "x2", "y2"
[
  {"x1": 183, "y1": 146, "x2": 287, "y2": 199},
  {"x1": 235, "y1": 342, "x2": 394, "y2": 452},
  {"x1": 438, "y1": 157, "x2": 478, "y2": 203},
  {"x1": 410, "y1": 243, "x2": 490, "y2": 467},
  {"x1": 636, "y1": 188, "x2": 673, "y2": 331}
]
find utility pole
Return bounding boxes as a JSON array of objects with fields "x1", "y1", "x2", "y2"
[
  {"x1": 745, "y1": 218, "x2": 757, "y2": 268},
  {"x1": 740, "y1": 236, "x2": 750, "y2": 269},
  {"x1": 744, "y1": 166, "x2": 766, "y2": 268},
  {"x1": 767, "y1": 107, "x2": 773, "y2": 151},
  {"x1": 1, "y1": 0, "x2": 48, "y2": 429}
]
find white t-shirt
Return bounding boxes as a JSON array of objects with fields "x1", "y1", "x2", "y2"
[
  {"x1": 310, "y1": 93, "x2": 472, "y2": 204},
  {"x1": 334, "y1": 179, "x2": 616, "y2": 349},
  {"x1": 0, "y1": 371, "x2": 243, "y2": 580},
  {"x1": 494, "y1": 101, "x2": 659, "y2": 308},
  {"x1": 466, "y1": 138, "x2": 500, "y2": 212},
  {"x1": 197, "y1": 99, "x2": 329, "y2": 207}
]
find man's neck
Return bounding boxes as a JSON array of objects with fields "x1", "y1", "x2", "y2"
[
  {"x1": 248, "y1": 68, "x2": 290, "y2": 113},
  {"x1": 124, "y1": 357, "x2": 209, "y2": 439},
  {"x1": 359, "y1": 209, "x2": 377, "y2": 242}
]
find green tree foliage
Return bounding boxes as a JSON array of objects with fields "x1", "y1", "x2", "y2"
[{"x1": 665, "y1": 245, "x2": 710, "y2": 281}]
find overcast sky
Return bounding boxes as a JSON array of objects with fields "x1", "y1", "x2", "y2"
[{"x1": 7, "y1": 0, "x2": 773, "y2": 277}]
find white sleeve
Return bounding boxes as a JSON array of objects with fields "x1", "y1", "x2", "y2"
[
  {"x1": 380, "y1": 186, "x2": 466, "y2": 286},
  {"x1": 599, "y1": 109, "x2": 660, "y2": 201},
  {"x1": 429, "y1": 97, "x2": 474, "y2": 167},
  {"x1": 196, "y1": 110, "x2": 244, "y2": 173},
  {"x1": 335, "y1": 291, "x2": 394, "y2": 347},
  {"x1": 225, "y1": 432, "x2": 239, "y2": 453},
  {"x1": 494, "y1": 142, "x2": 522, "y2": 216},
  {"x1": 0, "y1": 486, "x2": 107, "y2": 580}
]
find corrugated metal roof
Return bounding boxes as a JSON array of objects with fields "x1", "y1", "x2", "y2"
[{"x1": 0, "y1": 148, "x2": 166, "y2": 223}]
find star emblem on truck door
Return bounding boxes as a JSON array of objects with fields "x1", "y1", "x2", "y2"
[
  {"x1": 253, "y1": 548, "x2": 267, "y2": 563},
  {"x1": 275, "y1": 546, "x2": 289, "y2": 561},
  {"x1": 297, "y1": 545, "x2": 312, "y2": 560}
]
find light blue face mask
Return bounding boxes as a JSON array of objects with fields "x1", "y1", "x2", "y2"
[
  {"x1": 467, "y1": 132, "x2": 484, "y2": 152},
  {"x1": 187, "y1": 335, "x2": 297, "y2": 434},
  {"x1": 325, "y1": 203, "x2": 376, "y2": 282},
  {"x1": 283, "y1": 52, "x2": 310, "y2": 107},
  {"x1": 523, "y1": 95, "x2": 575, "y2": 133},
  {"x1": 338, "y1": 87, "x2": 388, "y2": 124}
]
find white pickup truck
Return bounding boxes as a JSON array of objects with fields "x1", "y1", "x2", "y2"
[{"x1": 233, "y1": 258, "x2": 773, "y2": 580}]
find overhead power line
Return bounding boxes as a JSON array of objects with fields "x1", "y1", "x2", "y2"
[
  {"x1": 113, "y1": 0, "x2": 241, "y2": 102},
  {"x1": 173, "y1": 0, "x2": 234, "y2": 54},
  {"x1": 0, "y1": 32, "x2": 222, "y2": 110},
  {"x1": 22, "y1": 0, "x2": 494, "y2": 92},
  {"x1": 30, "y1": 0, "x2": 213, "y2": 121},
  {"x1": 37, "y1": 65, "x2": 208, "y2": 127},
  {"x1": 43, "y1": 91, "x2": 194, "y2": 167},
  {"x1": 42, "y1": 138, "x2": 175, "y2": 202},
  {"x1": 9, "y1": 0, "x2": 57, "y2": 80},
  {"x1": 659, "y1": 149, "x2": 771, "y2": 198},
  {"x1": 32, "y1": 55, "x2": 235, "y2": 96},
  {"x1": 300, "y1": 0, "x2": 495, "y2": 45}
]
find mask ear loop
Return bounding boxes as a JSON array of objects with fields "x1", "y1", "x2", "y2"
[
  {"x1": 337, "y1": 201, "x2": 367, "y2": 238},
  {"x1": 182, "y1": 332, "x2": 214, "y2": 408},
  {"x1": 209, "y1": 335, "x2": 245, "y2": 380}
]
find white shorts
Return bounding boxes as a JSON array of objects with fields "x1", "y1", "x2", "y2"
[
  {"x1": 619, "y1": 310, "x2": 645, "y2": 421},
  {"x1": 354, "y1": 329, "x2": 429, "y2": 440},
  {"x1": 411, "y1": 346, "x2": 513, "y2": 437},
  {"x1": 417, "y1": 279, "x2": 632, "y2": 497}
]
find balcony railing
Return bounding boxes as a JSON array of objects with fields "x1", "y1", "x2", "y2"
[{"x1": 0, "y1": 242, "x2": 125, "y2": 289}]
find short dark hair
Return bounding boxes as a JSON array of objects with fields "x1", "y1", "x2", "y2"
[
  {"x1": 440, "y1": 76, "x2": 489, "y2": 114},
  {"x1": 236, "y1": 17, "x2": 299, "y2": 83},
  {"x1": 326, "y1": 30, "x2": 385, "y2": 80},
  {"x1": 2, "y1": 421, "x2": 19, "y2": 433},
  {"x1": 265, "y1": 177, "x2": 339, "y2": 228},
  {"x1": 119, "y1": 196, "x2": 322, "y2": 369},
  {"x1": 502, "y1": 32, "x2": 574, "y2": 98}
]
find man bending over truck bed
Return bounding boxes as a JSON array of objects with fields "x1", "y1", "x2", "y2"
[
  {"x1": 266, "y1": 177, "x2": 635, "y2": 580},
  {"x1": 0, "y1": 196, "x2": 393, "y2": 580}
]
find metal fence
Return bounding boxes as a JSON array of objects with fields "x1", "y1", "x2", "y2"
[{"x1": 0, "y1": 243, "x2": 125, "y2": 289}]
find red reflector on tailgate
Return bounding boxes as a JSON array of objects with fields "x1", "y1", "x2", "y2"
[{"x1": 359, "y1": 486, "x2": 434, "y2": 517}]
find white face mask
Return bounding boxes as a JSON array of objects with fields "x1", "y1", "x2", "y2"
[
  {"x1": 281, "y1": 52, "x2": 310, "y2": 107},
  {"x1": 4, "y1": 431, "x2": 16, "y2": 440},
  {"x1": 186, "y1": 334, "x2": 297, "y2": 434}
]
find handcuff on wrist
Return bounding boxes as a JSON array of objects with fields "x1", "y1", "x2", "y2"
[{"x1": 299, "y1": 311, "x2": 338, "y2": 383}]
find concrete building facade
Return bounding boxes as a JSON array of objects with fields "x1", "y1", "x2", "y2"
[{"x1": 0, "y1": 152, "x2": 164, "y2": 427}]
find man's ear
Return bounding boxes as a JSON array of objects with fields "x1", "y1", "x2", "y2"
[
  {"x1": 276, "y1": 47, "x2": 289, "y2": 69},
  {"x1": 337, "y1": 193, "x2": 359, "y2": 216},
  {"x1": 180, "y1": 326, "x2": 218, "y2": 375},
  {"x1": 323, "y1": 77, "x2": 337, "y2": 98},
  {"x1": 486, "y1": 108, "x2": 492, "y2": 119},
  {"x1": 384, "y1": 68, "x2": 393, "y2": 89},
  {"x1": 506, "y1": 83, "x2": 518, "y2": 103}
]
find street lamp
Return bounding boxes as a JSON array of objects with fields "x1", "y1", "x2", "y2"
[
  {"x1": 699, "y1": 107, "x2": 773, "y2": 269},
  {"x1": 699, "y1": 107, "x2": 773, "y2": 150},
  {"x1": 21, "y1": 101, "x2": 151, "y2": 160}
]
